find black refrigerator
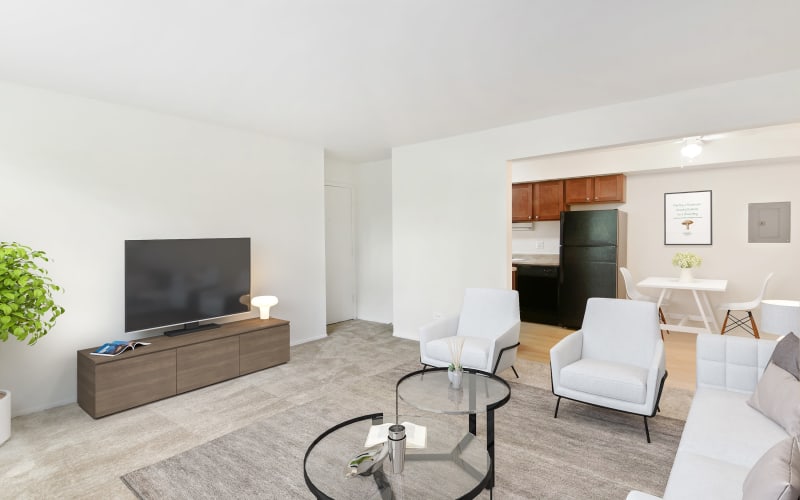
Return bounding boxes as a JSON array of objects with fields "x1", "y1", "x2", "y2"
[{"x1": 558, "y1": 209, "x2": 627, "y2": 329}]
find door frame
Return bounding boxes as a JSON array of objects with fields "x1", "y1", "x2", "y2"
[{"x1": 324, "y1": 182, "x2": 358, "y2": 323}]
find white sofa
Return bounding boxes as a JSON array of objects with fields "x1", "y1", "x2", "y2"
[{"x1": 628, "y1": 334, "x2": 787, "y2": 500}]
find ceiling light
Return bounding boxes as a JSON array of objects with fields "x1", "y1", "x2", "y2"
[{"x1": 680, "y1": 138, "x2": 703, "y2": 159}]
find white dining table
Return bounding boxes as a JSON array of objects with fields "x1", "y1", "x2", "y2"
[{"x1": 637, "y1": 276, "x2": 728, "y2": 335}]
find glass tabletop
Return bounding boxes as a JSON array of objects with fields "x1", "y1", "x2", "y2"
[
  {"x1": 396, "y1": 368, "x2": 511, "y2": 415},
  {"x1": 304, "y1": 413, "x2": 490, "y2": 500}
]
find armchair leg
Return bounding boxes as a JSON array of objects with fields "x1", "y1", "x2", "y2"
[
  {"x1": 511, "y1": 365, "x2": 519, "y2": 378},
  {"x1": 492, "y1": 342, "x2": 521, "y2": 375},
  {"x1": 554, "y1": 396, "x2": 561, "y2": 418},
  {"x1": 643, "y1": 416, "x2": 651, "y2": 444}
]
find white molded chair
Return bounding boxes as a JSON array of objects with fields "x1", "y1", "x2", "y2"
[
  {"x1": 619, "y1": 267, "x2": 670, "y2": 338},
  {"x1": 550, "y1": 298, "x2": 667, "y2": 442},
  {"x1": 719, "y1": 272, "x2": 774, "y2": 339},
  {"x1": 419, "y1": 288, "x2": 520, "y2": 376}
]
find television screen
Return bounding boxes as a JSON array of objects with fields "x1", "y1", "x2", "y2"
[{"x1": 125, "y1": 238, "x2": 251, "y2": 332}]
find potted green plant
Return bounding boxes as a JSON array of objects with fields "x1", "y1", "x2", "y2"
[
  {"x1": 672, "y1": 251, "x2": 702, "y2": 283},
  {"x1": 0, "y1": 242, "x2": 65, "y2": 445}
]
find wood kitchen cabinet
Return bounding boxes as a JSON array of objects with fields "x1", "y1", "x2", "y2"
[
  {"x1": 512, "y1": 183, "x2": 533, "y2": 221},
  {"x1": 565, "y1": 174, "x2": 625, "y2": 204},
  {"x1": 513, "y1": 181, "x2": 564, "y2": 222},
  {"x1": 532, "y1": 180, "x2": 564, "y2": 221}
]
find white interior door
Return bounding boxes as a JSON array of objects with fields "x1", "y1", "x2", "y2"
[{"x1": 325, "y1": 184, "x2": 356, "y2": 324}]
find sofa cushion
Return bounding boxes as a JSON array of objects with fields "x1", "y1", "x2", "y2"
[
  {"x1": 425, "y1": 336, "x2": 491, "y2": 370},
  {"x1": 663, "y1": 451, "x2": 750, "y2": 500},
  {"x1": 742, "y1": 435, "x2": 800, "y2": 500},
  {"x1": 748, "y1": 362, "x2": 800, "y2": 435},
  {"x1": 770, "y1": 332, "x2": 800, "y2": 380},
  {"x1": 680, "y1": 387, "x2": 788, "y2": 468},
  {"x1": 559, "y1": 358, "x2": 648, "y2": 404}
]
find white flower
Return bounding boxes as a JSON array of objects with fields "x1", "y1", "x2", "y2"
[{"x1": 672, "y1": 252, "x2": 702, "y2": 269}]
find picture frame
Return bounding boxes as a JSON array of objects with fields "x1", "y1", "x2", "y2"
[{"x1": 664, "y1": 190, "x2": 712, "y2": 245}]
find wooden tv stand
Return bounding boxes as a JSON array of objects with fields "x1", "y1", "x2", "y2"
[{"x1": 77, "y1": 317, "x2": 289, "y2": 418}]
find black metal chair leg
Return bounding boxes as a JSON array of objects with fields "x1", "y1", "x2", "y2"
[
  {"x1": 511, "y1": 365, "x2": 519, "y2": 378},
  {"x1": 644, "y1": 416, "x2": 651, "y2": 443},
  {"x1": 554, "y1": 396, "x2": 561, "y2": 418}
]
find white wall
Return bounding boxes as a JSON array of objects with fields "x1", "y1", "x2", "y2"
[
  {"x1": 624, "y1": 162, "x2": 800, "y2": 325},
  {"x1": 355, "y1": 160, "x2": 393, "y2": 323},
  {"x1": 0, "y1": 81, "x2": 327, "y2": 416},
  {"x1": 392, "y1": 70, "x2": 800, "y2": 339},
  {"x1": 324, "y1": 157, "x2": 393, "y2": 324},
  {"x1": 511, "y1": 221, "x2": 560, "y2": 255}
]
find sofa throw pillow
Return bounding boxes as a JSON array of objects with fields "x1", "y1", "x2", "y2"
[
  {"x1": 770, "y1": 332, "x2": 800, "y2": 380},
  {"x1": 748, "y1": 362, "x2": 800, "y2": 436},
  {"x1": 742, "y1": 435, "x2": 800, "y2": 500}
]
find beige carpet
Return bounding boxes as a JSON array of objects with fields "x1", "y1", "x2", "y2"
[
  {"x1": 122, "y1": 362, "x2": 685, "y2": 499},
  {"x1": 1, "y1": 320, "x2": 691, "y2": 499}
]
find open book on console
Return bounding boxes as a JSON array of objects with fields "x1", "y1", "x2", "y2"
[{"x1": 90, "y1": 340, "x2": 151, "y2": 356}]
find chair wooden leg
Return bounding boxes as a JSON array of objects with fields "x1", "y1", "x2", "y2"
[
  {"x1": 749, "y1": 311, "x2": 760, "y2": 339},
  {"x1": 720, "y1": 310, "x2": 731, "y2": 334}
]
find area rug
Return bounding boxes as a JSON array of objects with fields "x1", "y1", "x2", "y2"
[{"x1": 122, "y1": 365, "x2": 683, "y2": 499}]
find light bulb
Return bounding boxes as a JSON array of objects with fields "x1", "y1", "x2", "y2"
[{"x1": 681, "y1": 139, "x2": 703, "y2": 159}]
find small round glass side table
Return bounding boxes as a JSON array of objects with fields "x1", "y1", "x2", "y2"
[
  {"x1": 304, "y1": 412, "x2": 490, "y2": 499},
  {"x1": 395, "y1": 368, "x2": 511, "y2": 493}
]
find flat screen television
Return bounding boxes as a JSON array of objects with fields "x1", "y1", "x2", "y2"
[{"x1": 125, "y1": 238, "x2": 251, "y2": 335}]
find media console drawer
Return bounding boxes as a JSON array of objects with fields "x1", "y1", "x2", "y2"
[
  {"x1": 177, "y1": 336, "x2": 239, "y2": 393},
  {"x1": 77, "y1": 317, "x2": 290, "y2": 418},
  {"x1": 240, "y1": 324, "x2": 290, "y2": 375}
]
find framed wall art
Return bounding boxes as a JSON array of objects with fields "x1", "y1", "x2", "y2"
[{"x1": 664, "y1": 190, "x2": 712, "y2": 245}]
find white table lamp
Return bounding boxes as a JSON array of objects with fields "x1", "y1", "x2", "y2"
[
  {"x1": 251, "y1": 295, "x2": 279, "y2": 319},
  {"x1": 760, "y1": 299, "x2": 800, "y2": 335}
]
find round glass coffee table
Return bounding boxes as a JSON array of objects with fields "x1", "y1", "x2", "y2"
[
  {"x1": 395, "y1": 368, "x2": 511, "y2": 492},
  {"x1": 304, "y1": 412, "x2": 490, "y2": 499}
]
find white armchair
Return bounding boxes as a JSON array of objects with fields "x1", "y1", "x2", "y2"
[
  {"x1": 550, "y1": 297, "x2": 667, "y2": 442},
  {"x1": 419, "y1": 288, "x2": 520, "y2": 376}
]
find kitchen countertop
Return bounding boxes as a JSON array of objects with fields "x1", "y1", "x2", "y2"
[{"x1": 511, "y1": 254, "x2": 559, "y2": 266}]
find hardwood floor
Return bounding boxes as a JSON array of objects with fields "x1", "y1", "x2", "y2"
[{"x1": 518, "y1": 321, "x2": 778, "y2": 392}]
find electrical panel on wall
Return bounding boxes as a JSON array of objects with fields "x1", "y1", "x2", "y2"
[{"x1": 748, "y1": 202, "x2": 790, "y2": 243}]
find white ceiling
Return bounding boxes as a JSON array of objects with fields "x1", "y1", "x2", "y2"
[{"x1": 2, "y1": 1, "x2": 800, "y2": 162}]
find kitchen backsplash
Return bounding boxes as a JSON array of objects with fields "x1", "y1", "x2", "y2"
[{"x1": 512, "y1": 220, "x2": 560, "y2": 254}]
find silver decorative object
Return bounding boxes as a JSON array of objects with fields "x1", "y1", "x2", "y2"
[
  {"x1": 347, "y1": 441, "x2": 389, "y2": 477},
  {"x1": 387, "y1": 424, "x2": 406, "y2": 474}
]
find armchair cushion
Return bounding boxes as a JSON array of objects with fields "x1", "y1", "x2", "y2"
[
  {"x1": 560, "y1": 359, "x2": 649, "y2": 404},
  {"x1": 424, "y1": 336, "x2": 492, "y2": 369}
]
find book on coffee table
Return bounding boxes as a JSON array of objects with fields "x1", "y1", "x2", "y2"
[{"x1": 365, "y1": 421, "x2": 427, "y2": 449}]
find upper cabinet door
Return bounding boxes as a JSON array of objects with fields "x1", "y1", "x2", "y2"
[
  {"x1": 565, "y1": 178, "x2": 594, "y2": 204},
  {"x1": 593, "y1": 174, "x2": 626, "y2": 203},
  {"x1": 533, "y1": 180, "x2": 564, "y2": 221},
  {"x1": 512, "y1": 183, "x2": 533, "y2": 221}
]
